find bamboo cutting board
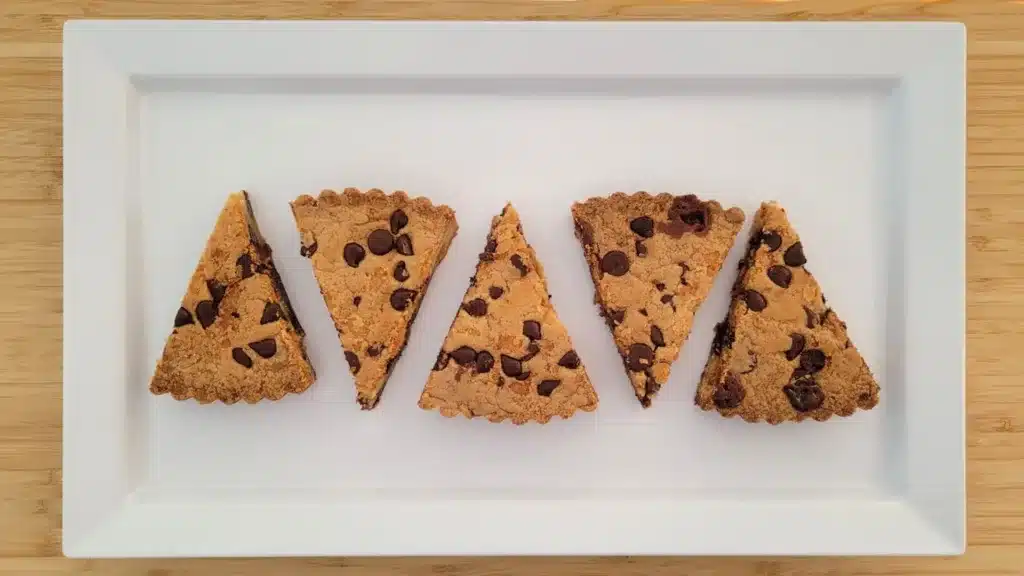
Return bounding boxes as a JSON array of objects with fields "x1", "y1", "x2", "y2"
[{"x1": 0, "y1": 0, "x2": 1020, "y2": 574}]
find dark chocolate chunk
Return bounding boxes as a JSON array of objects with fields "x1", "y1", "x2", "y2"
[
  {"x1": 627, "y1": 343, "x2": 654, "y2": 372},
  {"x1": 785, "y1": 333, "x2": 806, "y2": 361},
  {"x1": 558, "y1": 350, "x2": 580, "y2": 369},
  {"x1": 767, "y1": 265, "x2": 792, "y2": 288},
  {"x1": 450, "y1": 346, "x2": 477, "y2": 366},
  {"x1": 574, "y1": 218, "x2": 595, "y2": 248},
  {"x1": 743, "y1": 289, "x2": 767, "y2": 312},
  {"x1": 484, "y1": 236, "x2": 497, "y2": 254},
  {"x1": 510, "y1": 254, "x2": 528, "y2": 277},
  {"x1": 489, "y1": 286, "x2": 504, "y2": 299},
  {"x1": 635, "y1": 240, "x2": 647, "y2": 258},
  {"x1": 353, "y1": 295, "x2": 362, "y2": 307},
  {"x1": 231, "y1": 347, "x2": 253, "y2": 368},
  {"x1": 784, "y1": 377, "x2": 825, "y2": 412},
  {"x1": 537, "y1": 379, "x2": 561, "y2": 397},
  {"x1": 368, "y1": 229, "x2": 395, "y2": 255},
  {"x1": 515, "y1": 371, "x2": 531, "y2": 381},
  {"x1": 761, "y1": 231, "x2": 782, "y2": 252},
  {"x1": 174, "y1": 306, "x2": 194, "y2": 328},
  {"x1": 680, "y1": 262, "x2": 690, "y2": 286},
  {"x1": 395, "y1": 234, "x2": 414, "y2": 256},
  {"x1": 521, "y1": 342, "x2": 541, "y2": 362},
  {"x1": 300, "y1": 241, "x2": 318, "y2": 258},
  {"x1": 650, "y1": 326, "x2": 665, "y2": 348},
  {"x1": 639, "y1": 308, "x2": 648, "y2": 316},
  {"x1": 655, "y1": 282, "x2": 666, "y2": 291},
  {"x1": 207, "y1": 279, "x2": 226, "y2": 305},
  {"x1": 432, "y1": 350, "x2": 450, "y2": 371},
  {"x1": 367, "y1": 344, "x2": 382, "y2": 358},
  {"x1": 260, "y1": 302, "x2": 282, "y2": 324},
  {"x1": 799, "y1": 349, "x2": 827, "y2": 373},
  {"x1": 476, "y1": 351, "x2": 494, "y2": 373},
  {"x1": 523, "y1": 320, "x2": 542, "y2": 340},
  {"x1": 600, "y1": 250, "x2": 630, "y2": 276},
  {"x1": 711, "y1": 321, "x2": 735, "y2": 355},
  {"x1": 630, "y1": 216, "x2": 655, "y2": 238},
  {"x1": 248, "y1": 338, "x2": 276, "y2": 359},
  {"x1": 389, "y1": 209, "x2": 409, "y2": 234},
  {"x1": 666, "y1": 194, "x2": 709, "y2": 234},
  {"x1": 500, "y1": 354, "x2": 523, "y2": 377},
  {"x1": 462, "y1": 298, "x2": 488, "y2": 317},
  {"x1": 389, "y1": 288, "x2": 417, "y2": 311},
  {"x1": 784, "y1": 242, "x2": 807, "y2": 267},
  {"x1": 344, "y1": 351, "x2": 361, "y2": 374},
  {"x1": 195, "y1": 300, "x2": 216, "y2": 329},
  {"x1": 661, "y1": 294, "x2": 674, "y2": 306},
  {"x1": 804, "y1": 305, "x2": 817, "y2": 329},
  {"x1": 712, "y1": 373, "x2": 746, "y2": 409},
  {"x1": 392, "y1": 261, "x2": 410, "y2": 282},
  {"x1": 605, "y1": 308, "x2": 625, "y2": 328},
  {"x1": 236, "y1": 253, "x2": 254, "y2": 279},
  {"x1": 343, "y1": 243, "x2": 366, "y2": 268}
]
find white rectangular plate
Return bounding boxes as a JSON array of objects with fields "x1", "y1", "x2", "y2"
[{"x1": 62, "y1": 20, "x2": 965, "y2": 558}]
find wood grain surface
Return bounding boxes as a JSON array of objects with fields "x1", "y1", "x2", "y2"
[{"x1": 0, "y1": 0, "x2": 1019, "y2": 574}]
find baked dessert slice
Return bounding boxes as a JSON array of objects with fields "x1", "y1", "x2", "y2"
[
  {"x1": 418, "y1": 204, "x2": 599, "y2": 424},
  {"x1": 291, "y1": 188, "x2": 458, "y2": 409},
  {"x1": 695, "y1": 201, "x2": 880, "y2": 423},
  {"x1": 571, "y1": 192, "x2": 746, "y2": 407},
  {"x1": 149, "y1": 191, "x2": 315, "y2": 403}
]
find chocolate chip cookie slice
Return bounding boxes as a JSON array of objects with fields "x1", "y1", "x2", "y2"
[
  {"x1": 291, "y1": 188, "x2": 458, "y2": 409},
  {"x1": 571, "y1": 192, "x2": 745, "y2": 407},
  {"x1": 418, "y1": 204, "x2": 599, "y2": 424},
  {"x1": 695, "y1": 201, "x2": 880, "y2": 423},
  {"x1": 149, "y1": 191, "x2": 315, "y2": 403}
]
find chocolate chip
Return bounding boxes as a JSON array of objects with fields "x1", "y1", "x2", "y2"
[
  {"x1": 236, "y1": 253, "x2": 254, "y2": 279},
  {"x1": 743, "y1": 289, "x2": 767, "y2": 312},
  {"x1": 767, "y1": 265, "x2": 792, "y2": 288},
  {"x1": 484, "y1": 236, "x2": 498, "y2": 254},
  {"x1": 393, "y1": 261, "x2": 410, "y2": 282},
  {"x1": 644, "y1": 377, "x2": 661, "y2": 398},
  {"x1": 450, "y1": 346, "x2": 477, "y2": 366},
  {"x1": 712, "y1": 373, "x2": 746, "y2": 409},
  {"x1": 300, "y1": 241, "x2": 318, "y2": 258},
  {"x1": 635, "y1": 240, "x2": 647, "y2": 258},
  {"x1": 784, "y1": 377, "x2": 824, "y2": 412},
  {"x1": 343, "y1": 243, "x2": 366, "y2": 267},
  {"x1": 432, "y1": 350, "x2": 449, "y2": 371},
  {"x1": 711, "y1": 321, "x2": 735, "y2": 355},
  {"x1": 489, "y1": 286, "x2": 504, "y2": 299},
  {"x1": 639, "y1": 308, "x2": 648, "y2": 316},
  {"x1": 500, "y1": 354, "x2": 523, "y2": 377},
  {"x1": 523, "y1": 320, "x2": 542, "y2": 340},
  {"x1": 804, "y1": 306, "x2": 817, "y2": 329},
  {"x1": 207, "y1": 280, "x2": 226, "y2": 305},
  {"x1": 248, "y1": 338, "x2": 276, "y2": 359},
  {"x1": 666, "y1": 195, "x2": 709, "y2": 234},
  {"x1": 574, "y1": 218, "x2": 595, "y2": 248},
  {"x1": 600, "y1": 251, "x2": 630, "y2": 276},
  {"x1": 344, "y1": 351, "x2": 361, "y2": 374},
  {"x1": 604, "y1": 308, "x2": 625, "y2": 328},
  {"x1": 390, "y1": 288, "x2": 417, "y2": 311},
  {"x1": 785, "y1": 333, "x2": 806, "y2": 361},
  {"x1": 655, "y1": 282, "x2": 666, "y2": 291},
  {"x1": 462, "y1": 298, "x2": 488, "y2": 317},
  {"x1": 510, "y1": 254, "x2": 528, "y2": 277},
  {"x1": 630, "y1": 216, "x2": 655, "y2": 238},
  {"x1": 650, "y1": 326, "x2": 666, "y2": 348},
  {"x1": 195, "y1": 300, "x2": 216, "y2": 329},
  {"x1": 537, "y1": 380, "x2": 561, "y2": 397},
  {"x1": 260, "y1": 302, "x2": 282, "y2": 324},
  {"x1": 784, "y1": 242, "x2": 807, "y2": 267},
  {"x1": 476, "y1": 351, "x2": 494, "y2": 373},
  {"x1": 661, "y1": 294, "x2": 674, "y2": 306},
  {"x1": 367, "y1": 344, "x2": 382, "y2": 357},
  {"x1": 353, "y1": 296, "x2": 362, "y2": 307},
  {"x1": 231, "y1": 347, "x2": 253, "y2": 368},
  {"x1": 627, "y1": 343, "x2": 654, "y2": 372},
  {"x1": 367, "y1": 229, "x2": 395, "y2": 255},
  {"x1": 389, "y1": 209, "x2": 409, "y2": 234},
  {"x1": 761, "y1": 231, "x2": 782, "y2": 252},
  {"x1": 174, "y1": 307, "x2": 194, "y2": 327},
  {"x1": 680, "y1": 262, "x2": 690, "y2": 286},
  {"x1": 558, "y1": 350, "x2": 580, "y2": 369},
  {"x1": 800, "y1": 349, "x2": 827, "y2": 373},
  {"x1": 395, "y1": 234, "x2": 414, "y2": 256},
  {"x1": 515, "y1": 371, "x2": 531, "y2": 381}
]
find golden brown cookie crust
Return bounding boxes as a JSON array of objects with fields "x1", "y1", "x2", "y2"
[
  {"x1": 695, "y1": 201, "x2": 881, "y2": 423},
  {"x1": 149, "y1": 191, "x2": 315, "y2": 404},
  {"x1": 291, "y1": 188, "x2": 458, "y2": 409},
  {"x1": 571, "y1": 192, "x2": 745, "y2": 407},
  {"x1": 418, "y1": 204, "x2": 599, "y2": 425}
]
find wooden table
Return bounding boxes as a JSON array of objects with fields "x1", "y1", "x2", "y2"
[{"x1": 1, "y1": 1, "x2": 1019, "y2": 574}]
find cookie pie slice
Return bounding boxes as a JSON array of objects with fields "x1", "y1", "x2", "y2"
[
  {"x1": 419, "y1": 204, "x2": 599, "y2": 424},
  {"x1": 149, "y1": 191, "x2": 315, "y2": 403},
  {"x1": 695, "y1": 201, "x2": 880, "y2": 423},
  {"x1": 291, "y1": 188, "x2": 458, "y2": 409},
  {"x1": 571, "y1": 192, "x2": 745, "y2": 407}
]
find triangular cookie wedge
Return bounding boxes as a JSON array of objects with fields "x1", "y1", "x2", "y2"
[
  {"x1": 149, "y1": 191, "x2": 315, "y2": 403},
  {"x1": 695, "y1": 201, "x2": 880, "y2": 423},
  {"x1": 571, "y1": 192, "x2": 746, "y2": 407},
  {"x1": 419, "y1": 204, "x2": 599, "y2": 424},
  {"x1": 291, "y1": 188, "x2": 458, "y2": 409}
]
